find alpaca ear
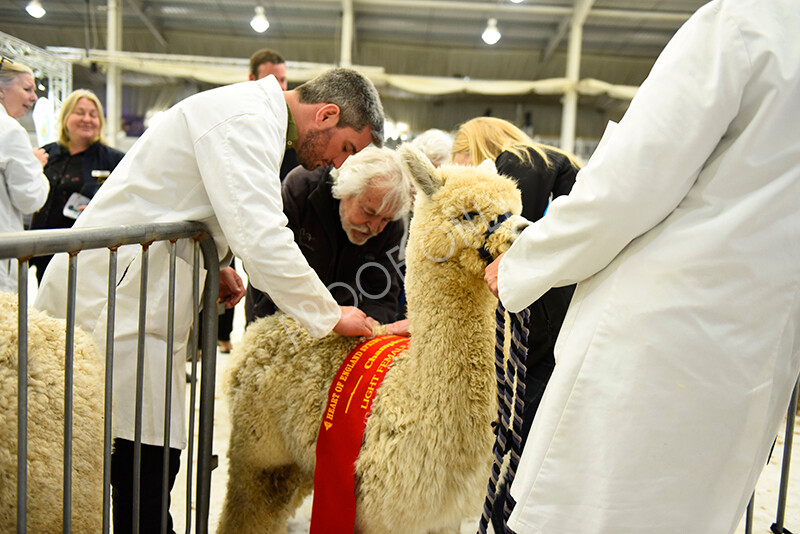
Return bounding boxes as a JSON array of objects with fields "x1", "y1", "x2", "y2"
[
  {"x1": 399, "y1": 145, "x2": 442, "y2": 199},
  {"x1": 476, "y1": 158, "x2": 497, "y2": 174}
]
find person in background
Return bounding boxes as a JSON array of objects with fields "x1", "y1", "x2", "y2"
[
  {"x1": 248, "y1": 48, "x2": 287, "y2": 88},
  {"x1": 391, "y1": 128, "x2": 454, "y2": 320},
  {"x1": 36, "y1": 66, "x2": 383, "y2": 534},
  {"x1": 408, "y1": 128, "x2": 453, "y2": 168},
  {"x1": 29, "y1": 89, "x2": 125, "y2": 283},
  {"x1": 249, "y1": 48, "x2": 298, "y2": 179},
  {"x1": 245, "y1": 146, "x2": 411, "y2": 335},
  {"x1": 452, "y1": 117, "x2": 580, "y2": 226},
  {"x1": 0, "y1": 57, "x2": 50, "y2": 291},
  {"x1": 452, "y1": 116, "x2": 581, "y2": 532},
  {"x1": 484, "y1": 0, "x2": 800, "y2": 531}
]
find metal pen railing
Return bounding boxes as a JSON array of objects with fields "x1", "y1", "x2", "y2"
[
  {"x1": 741, "y1": 376, "x2": 797, "y2": 534},
  {"x1": 0, "y1": 222, "x2": 219, "y2": 534}
]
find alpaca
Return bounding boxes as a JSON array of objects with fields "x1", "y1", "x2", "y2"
[
  {"x1": 0, "y1": 291, "x2": 104, "y2": 532},
  {"x1": 219, "y1": 146, "x2": 528, "y2": 533}
]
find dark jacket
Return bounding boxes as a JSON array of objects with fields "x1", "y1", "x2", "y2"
[
  {"x1": 490, "y1": 144, "x2": 579, "y2": 532},
  {"x1": 495, "y1": 145, "x2": 578, "y2": 409},
  {"x1": 279, "y1": 147, "x2": 300, "y2": 181},
  {"x1": 496, "y1": 146, "x2": 576, "y2": 222},
  {"x1": 244, "y1": 165, "x2": 405, "y2": 325},
  {"x1": 29, "y1": 141, "x2": 125, "y2": 283},
  {"x1": 30, "y1": 140, "x2": 125, "y2": 231}
]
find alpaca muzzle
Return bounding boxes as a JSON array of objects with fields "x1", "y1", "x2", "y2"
[{"x1": 477, "y1": 213, "x2": 529, "y2": 263}]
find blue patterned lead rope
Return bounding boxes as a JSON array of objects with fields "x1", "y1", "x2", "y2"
[
  {"x1": 477, "y1": 304, "x2": 510, "y2": 533},
  {"x1": 502, "y1": 309, "x2": 530, "y2": 529},
  {"x1": 478, "y1": 305, "x2": 531, "y2": 534}
]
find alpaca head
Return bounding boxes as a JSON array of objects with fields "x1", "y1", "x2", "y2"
[{"x1": 399, "y1": 146, "x2": 529, "y2": 278}]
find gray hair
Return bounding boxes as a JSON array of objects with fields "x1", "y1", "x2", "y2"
[
  {"x1": 296, "y1": 67, "x2": 385, "y2": 147},
  {"x1": 330, "y1": 146, "x2": 411, "y2": 220},
  {"x1": 409, "y1": 128, "x2": 454, "y2": 167}
]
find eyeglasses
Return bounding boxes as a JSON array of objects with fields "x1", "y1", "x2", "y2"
[{"x1": 0, "y1": 56, "x2": 14, "y2": 71}]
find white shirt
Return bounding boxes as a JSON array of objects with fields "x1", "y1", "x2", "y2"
[
  {"x1": 501, "y1": 0, "x2": 800, "y2": 531},
  {"x1": 0, "y1": 103, "x2": 49, "y2": 291},
  {"x1": 35, "y1": 77, "x2": 341, "y2": 448}
]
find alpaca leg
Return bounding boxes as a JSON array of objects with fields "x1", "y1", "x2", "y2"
[{"x1": 218, "y1": 459, "x2": 311, "y2": 534}]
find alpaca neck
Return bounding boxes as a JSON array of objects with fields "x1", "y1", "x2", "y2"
[
  {"x1": 406, "y1": 261, "x2": 495, "y2": 333},
  {"x1": 403, "y1": 249, "x2": 498, "y2": 383}
]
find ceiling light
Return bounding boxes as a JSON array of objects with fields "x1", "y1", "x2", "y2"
[
  {"x1": 161, "y1": 6, "x2": 189, "y2": 15},
  {"x1": 509, "y1": 0, "x2": 524, "y2": 3},
  {"x1": 250, "y1": 6, "x2": 270, "y2": 33},
  {"x1": 482, "y1": 18, "x2": 501, "y2": 45},
  {"x1": 26, "y1": 0, "x2": 46, "y2": 18}
]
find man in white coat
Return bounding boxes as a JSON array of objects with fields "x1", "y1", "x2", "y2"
[
  {"x1": 484, "y1": 0, "x2": 800, "y2": 532},
  {"x1": 35, "y1": 67, "x2": 383, "y2": 533}
]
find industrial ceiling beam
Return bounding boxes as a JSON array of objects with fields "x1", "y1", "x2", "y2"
[
  {"x1": 560, "y1": 0, "x2": 595, "y2": 154},
  {"x1": 107, "y1": 0, "x2": 122, "y2": 148},
  {"x1": 125, "y1": 0, "x2": 168, "y2": 48},
  {"x1": 541, "y1": 17, "x2": 570, "y2": 67},
  {"x1": 348, "y1": 0, "x2": 692, "y2": 23},
  {"x1": 353, "y1": 0, "x2": 569, "y2": 17},
  {"x1": 590, "y1": 8, "x2": 689, "y2": 22},
  {"x1": 340, "y1": 0, "x2": 354, "y2": 67}
]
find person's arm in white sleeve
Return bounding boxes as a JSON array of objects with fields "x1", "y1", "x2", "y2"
[
  {"x1": 194, "y1": 112, "x2": 343, "y2": 338},
  {"x1": 2, "y1": 123, "x2": 49, "y2": 214},
  {"x1": 498, "y1": 2, "x2": 748, "y2": 312}
]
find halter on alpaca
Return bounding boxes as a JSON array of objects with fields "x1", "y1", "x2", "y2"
[{"x1": 478, "y1": 212, "x2": 513, "y2": 263}]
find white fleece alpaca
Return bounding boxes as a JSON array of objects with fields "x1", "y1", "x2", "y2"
[{"x1": 219, "y1": 147, "x2": 527, "y2": 533}]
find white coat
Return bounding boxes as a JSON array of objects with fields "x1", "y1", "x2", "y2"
[
  {"x1": 35, "y1": 76, "x2": 341, "y2": 449},
  {"x1": 499, "y1": 0, "x2": 800, "y2": 532},
  {"x1": 0, "y1": 103, "x2": 49, "y2": 291}
]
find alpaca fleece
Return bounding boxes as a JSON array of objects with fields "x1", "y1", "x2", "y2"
[
  {"x1": 0, "y1": 292, "x2": 104, "y2": 532},
  {"x1": 219, "y1": 147, "x2": 526, "y2": 534}
]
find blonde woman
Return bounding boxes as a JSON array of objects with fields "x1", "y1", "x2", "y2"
[
  {"x1": 30, "y1": 89, "x2": 125, "y2": 282},
  {"x1": 0, "y1": 58, "x2": 50, "y2": 291},
  {"x1": 452, "y1": 116, "x2": 580, "y2": 222},
  {"x1": 452, "y1": 115, "x2": 581, "y2": 533}
]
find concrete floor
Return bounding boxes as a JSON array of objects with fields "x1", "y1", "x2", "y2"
[{"x1": 170, "y1": 294, "x2": 799, "y2": 534}]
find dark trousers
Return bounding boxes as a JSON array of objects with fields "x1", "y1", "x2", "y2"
[
  {"x1": 217, "y1": 257, "x2": 236, "y2": 342},
  {"x1": 111, "y1": 438, "x2": 182, "y2": 534},
  {"x1": 197, "y1": 297, "x2": 233, "y2": 344},
  {"x1": 218, "y1": 306, "x2": 234, "y2": 342}
]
